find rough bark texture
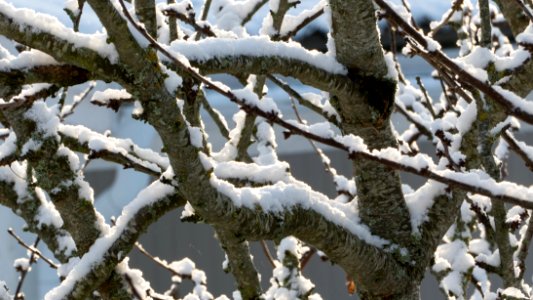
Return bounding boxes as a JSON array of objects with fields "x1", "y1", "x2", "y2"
[
  {"x1": 1, "y1": 0, "x2": 532, "y2": 299},
  {"x1": 329, "y1": 0, "x2": 411, "y2": 243}
]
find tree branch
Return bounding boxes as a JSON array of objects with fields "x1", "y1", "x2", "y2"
[
  {"x1": 215, "y1": 229, "x2": 262, "y2": 299},
  {"x1": 329, "y1": 0, "x2": 411, "y2": 246},
  {"x1": 59, "y1": 124, "x2": 169, "y2": 177},
  {"x1": 44, "y1": 181, "x2": 184, "y2": 300},
  {"x1": 134, "y1": 0, "x2": 157, "y2": 38},
  {"x1": 0, "y1": 2, "x2": 123, "y2": 79},
  {"x1": 0, "y1": 175, "x2": 75, "y2": 263},
  {"x1": 376, "y1": 0, "x2": 533, "y2": 125}
]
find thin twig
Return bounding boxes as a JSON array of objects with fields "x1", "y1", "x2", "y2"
[
  {"x1": 267, "y1": 75, "x2": 340, "y2": 127},
  {"x1": 7, "y1": 229, "x2": 58, "y2": 269},
  {"x1": 400, "y1": 0, "x2": 419, "y2": 30},
  {"x1": 280, "y1": 6, "x2": 324, "y2": 41},
  {"x1": 289, "y1": 96, "x2": 333, "y2": 172},
  {"x1": 200, "y1": 0, "x2": 212, "y2": 21},
  {"x1": 124, "y1": 273, "x2": 144, "y2": 300},
  {"x1": 388, "y1": 26, "x2": 406, "y2": 84},
  {"x1": 60, "y1": 81, "x2": 96, "y2": 120},
  {"x1": 395, "y1": 104, "x2": 433, "y2": 138},
  {"x1": 416, "y1": 76, "x2": 437, "y2": 118},
  {"x1": 200, "y1": 94, "x2": 230, "y2": 139},
  {"x1": 241, "y1": 0, "x2": 268, "y2": 26},
  {"x1": 300, "y1": 248, "x2": 316, "y2": 269},
  {"x1": 428, "y1": 0, "x2": 464, "y2": 37},
  {"x1": 162, "y1": 10, "x2": 216, "y2": 37},
  {"x1": 14, "y1": 237, "x2": 40, "y2": 300},
  {"x1": 260, "y1": 240, "x2": 276, "y2": 268},
  {"x1": 501, "y1": 130, "x2": 533, "y2": 173}
]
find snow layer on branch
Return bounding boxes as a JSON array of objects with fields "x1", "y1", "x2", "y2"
[
  {"x1": 0, "y1": 1, "x2": 118, "y2": 63},
  {"x1": 24, "y1": 100, "x2": 59, "y2": 139},
  {"x1": 332, "y1": 131, "x2": 533, "y2": 206},
  {"x1": 213, "y1": 160, "x2": 290, "y2": 183},
  {"x1": 516, "y1": 24, "x2": 533, "y2": 45},
  {"x1": 493, "y1": 86, "x2": 533, "y2": 118},
  {"x1": 278, "y1": 1, "x2": 327, "y2": 37},
  {"x1": 35, "y1": 187, "x2": 63, "y2": 229},
  {"x1": 405, "y1": 180, "x2": 447, "y2": 233},
  {"x1": 433, "y1": 240, "x2": 475, "y2": 297},
  {"x1": 0, "y1": 132, "x2": 16, "y2": 162},
  {"x1": 0, "y1": 49, "x2": 58, "y2": 71},
  {"x1": 163, "y1": 0, "x2": 194, "y2": 16},
  {"x1": 438, "y1": 169, "x2": 533, "y2": 202},
  {"x1": 161, "y1": 64, "x2": 183, "y2": 94},
  {"x1": 91, "y1": 89, "x2": 132, "y2": 103},
  {"x1": 168, "y1": 36, "x2": 347, "y2": 74},
  {"x1": 44, "y1": 180, "x2": 176, "y2": 300},
  {"x1": 233, "y1": 86, "x2": 280, "y2": 115},
  {"x1": 0, "y1": 162, "x2": 28, "y2": 201},
  {"x1": 454, "y1": 46, "x2": 530, "y2": 76},
  {"x1": 13, "y1": 258, "x2": 30, "y2": 272},
  {"x1": 203, "y1": 160, "x2": 389, "y2": 248},
  {"x1": 59, "y1": 124, "x2": 169, "y2": 172},
  {"x1": 500, "y1": 287, "x2": 527, "y2": 299}
]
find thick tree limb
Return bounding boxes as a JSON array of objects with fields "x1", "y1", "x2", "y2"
[
  {"x1": 134, "y1": 0, "x2": 157, "y2": 38},
  {"x1": 0, "y1": 65, "x2": 91, "y2": 100},
  {"x1": 495, "y1": 0, "x2": 530, "y2": 37},
  {"x1": 329, "y1": 0, "x2": 412, "y2": 247},
  {"x1": 167, "y1": 51, "x2": 356, "y2": 97}
]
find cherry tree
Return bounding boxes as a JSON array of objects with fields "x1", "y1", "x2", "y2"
[{"x1": 1, "y1": 0, "x2": 533, "y2": 299}]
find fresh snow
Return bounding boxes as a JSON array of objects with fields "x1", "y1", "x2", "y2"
[
  {"x1": 168, "y1": 36, "x2": 347, "y2": 75},
  {"x1": 44, "y1": 180, "x2": 176, "y2": 300},
  {"x1": 0, "y1": 1, "x2": 118, "y2": 62}
]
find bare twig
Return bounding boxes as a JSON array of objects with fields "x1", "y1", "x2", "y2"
[
  {"x1": 14, "y1": 236, "x2": 40, "y2": 300},
  {"x1": 260, "y1": 240, "x2": 276, "y2": 268},
  {"x1": 300, "y1": 247, "x2": 316, "y2": 269},
  {"x1": 7, "y1": 229, "x2": 58, "y2": 269},
  {"x1": 267, "y1": 75, "x2": 340, "y2": 127},
  {"x1": 280, "y1": 6, "x2": 325, "y2": 41},
  {"x1": 200, "y1": 94, "x2": 230, "y2": 139},
  {"x1": 241, "y1": 0, "x2": 268, "y2": 26},
  {"x1": 501, "y1": 130, "x2": 533, "y2": 173},
  {"x1": 200, "y1": 0, "x2": 212, "y2": 21},
  {"x1": 124, "y1": 273, "x2": 144, "y2": 300},
  {"x1": 416, "y1": 76, "x2": 437, "y2": 118},
  {"x1": 60, "y1": 82, "x2": 96, "y2": 120}
]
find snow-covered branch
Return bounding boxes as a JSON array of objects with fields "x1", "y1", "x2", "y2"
[{"x1": 45, "y1": 180, "x2": 183, "y2": 299}]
